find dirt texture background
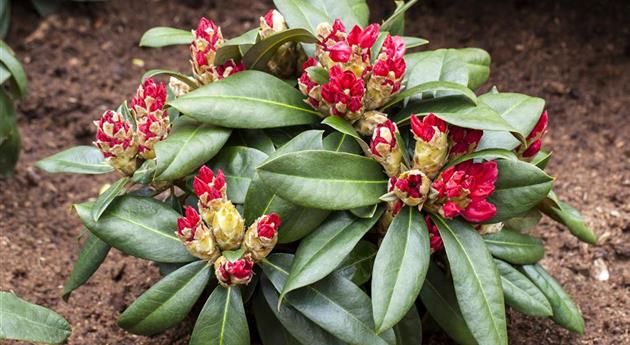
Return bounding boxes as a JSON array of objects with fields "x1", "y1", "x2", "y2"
[{"x1": 1, "y1": 0, "x2": 628, "y2": 344}]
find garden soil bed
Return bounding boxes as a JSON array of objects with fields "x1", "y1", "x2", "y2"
[{"x1": 1, "y1": 0, "x2": 628, "y2": 344}]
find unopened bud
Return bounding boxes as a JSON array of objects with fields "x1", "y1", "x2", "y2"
[
  {"x1": 448, "y1": 126, "x2": 483, "y2": 159},
  {"x1": 259, "y1": 9, "x2": 288, "y2": 39},
  {"x1": 176, "y1": 206, "x2": 220, "y2": 261},
  {"x1": 410, "y1": 114, "x2": 448, "y2": 178},
  {"x1": 130, "y1": 78, "x2": 168, "y2": 123},
  {"x1": 369, "y1": 120, "x2": 402, "y2": 177},
  {"x1": 193, "y1": 166, "x2": 227, "y2": 224},
  {"x1": 259, "y1": 10, "x2": 302, "y2": 78},
  {"x1": 354, "y1": 110, "x2": 389, "y2": 136},
  {"x1": 364, "y1": 35, "x2": 406, "y2": 109},
  {"x1": 93, "y1": 110, "x2": 138, "y2": 176},
  {"x1": 168, "y1": 77, "x2": 191, "y2": 97},
  {"x1": 242, "y1": 213, "x2": 281, "y2": 261},
  {"x1": 212, "y1": 201, "x2": 245, "y2": 250},
  {"x1": 390, "y1": 170, "x2": 431, "y2": 207},
  {"x1": 517, "y1": 110, "x2": 548, "y2": 160},
  {"x1": 320, "y1": 65, "x2": 366, "y2": 122},
  {"x1": 136, "y1": 114, "x2": 170, "y2": 160},
  {"x1": 214, "y1": 254, "x2": 254, "y2": 287},
  {"x1": 190, "y1": 17, "x2": 224, "y2": 85}
]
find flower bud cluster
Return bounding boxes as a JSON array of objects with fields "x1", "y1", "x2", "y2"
[
  {"x1": 516, "y1": 110, "x2": 548, "y2": 160},
  {"x1": 259, "y1": 10, "x2": 306, "y2": 78},
  {"x1": 176, "y1": 166, "x2": 281, "y2": 287},
  {"x1": 190, "y1": 18, "x2": 245, "y2": 85},
  {"x1": 94, "y1": 78, "x2": 170, "y2": 175},
  {"x1": 298, "y1": 19, "x2": 406, "y2": 129}
]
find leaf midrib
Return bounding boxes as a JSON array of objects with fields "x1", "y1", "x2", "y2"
[
  {"x1": 484, "y1": 239, "x2": 540, "y2": 248},
  {"x1": 0, "y1": 309, "x2": 70, "y2": 335},
  {"x1": 178, "y1": 95, "x2": 319, "y2": 115},
  {"x1": 219, "y1": 287, "x2": 231, "y2": 345},
  {"x1": 107, "y1": 211, "x2": 178, "y2": 241}
]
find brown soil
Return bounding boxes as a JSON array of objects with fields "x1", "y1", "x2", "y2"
[{"x1": 1, "y1": 0, "x2": 628, "y2": 344}]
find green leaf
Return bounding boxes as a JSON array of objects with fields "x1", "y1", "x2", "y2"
[
  {"x1": 443, "y1": 149, "x2": 517, "y2": 169},
  {"x1": 141, "y1": 69, "x2": 197, "y2": 89},
  {"x1": 74, "y1": 196, "x2": 196, "y2": 263},
  {"x1": 307, "y1": 0, "x2": 369, "y2": 28},
  {"x1": 35, "y1": 146, "x2": 113, "y2": 175},
  {"x1": 493, "y1": 259, "x2": 552, "y2": 317},
  {"x1": 306, "y1": 66, "x2": 329, "y2": 84},
  {"x1": 209, "y1": 146, "x2": 268, "y2": 203},
  {"x1": 383, "y1": 81, "x2": 478, "y2": 110},
  {"x1": 520, "y1": 264, "x2": 585, "y2": 334},
  {"x1": 258, "y1": 150, "x2": 388, "y2": 210},
  {"x1": 503, "y1": 208, "x2": 542, "y2": 233},
  {"x1": 323, "y1": 131, "x2": 363, "y2": 154},
  {"x1": 91, "y1": 177, "x2": 129, "y2": 222},
  {"x1": 258, "y1": 277, "x2": 343, "y2": 345},
  {"x1": 189, "y1": 285, "x2": 250, "y2": 345},
  {"x1": 402, "y1": 36, "x2": 429, "y2": 49},
  {"x1": 0, "y1": 41, "x2": 27, "y2": 99},
  {"x1": 118, "y1": 261, "x2": 209, "y2": 335},
  {"x1": 372, "y1": 206, "x2": 430, "y2": 333},
  {"x1": 350, "y1": 203, "x2": 379, "y2": 218},
  {"x1": 0, "y1": 1, "x2": 10, "y2": 40},
  {"x1": 419, "y1": 263, "x2": 477, "y2": 345},
  {"x1": 169, "y1": 71, "x2": 320, "y2": 128},
  {"x1": 0, "y1": 292, "x2": 71, "y2": 344},
  {"x1": 539, "y1": 198, "x2": 597, "y2": 244},
  {"x1": 483, "y1": 229, "x2": 544, "y2": 265},
  {"x1": 321, "y1": 115, "x2": 362, "y2": 140},
  {"x1": 380, "y1": 0, "x2": 419, "y2": 33},
  {"x1": 393, "y1": 304, "x2": 422, "y2": 345},
  {"x1": 433, "y1": 216, "x2": 507, "y2": 345},
  {"x1": 131, "y1": 159, "x2": 157, "y2": 184},
  {"x1": 244, "y1": 131, "x2": 330, "y2": 243},
  {"x1": 273, "y1": 0, "x2": 329, "y2": 34},
  {"x1": 244, "y1": 28, "x2": 317, "y2": 71},
  {"x1": 405, "y1": 49, "x2": 469, "y2": 90},
  {"x1": 139, "y1": 27, "x2": 193, "y2": 47},
  {"x1": 457, "y1": 48, "x2": 491, "y2": 90},
  {"x1": 487, "y1": 159, "x2": 554, "y2": 222},
  {"x1": 261, "y1": 254, "x2": 393, "y2": 345},
  {"x1": 154, "y1": 116, "x2": 231, "y2": 181},
  {"x1": 63, "y1": 232, "x2": 111, "y2": 301},
  {"x1": 0, "y1": 88, "x2": 20, "y2": 175},
  {"x1": 336, "y1": 240, "x2": 377, "y2": 285},
  {"x1": 227, "y1": 129, "x2": 276, "y2": 155},
  {"x1": 253, "y1": 288, "x2": 301, "y2": 345},
  {"x1": 216, "y1": 28, "x2": 259, "y2": 65},
  {"x1": 477, "y1": 93, "x2": 545, "y2": 151},
  {"x1": 281, "y1": 209, "x2": 384, "y2": 300},
  {"x1": 532, "y1": 150, "x2": 552, "y2": 169}
]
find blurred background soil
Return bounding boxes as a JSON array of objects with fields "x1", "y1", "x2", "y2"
[{"x1": 0, "y1": 0, "x2": 628, "y2": 344}]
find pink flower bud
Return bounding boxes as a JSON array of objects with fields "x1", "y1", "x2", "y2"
[
  {"x1": 136, "y1": 114, "x2": 170, "y2": 160},
  {"x1": 370, "y1": 120, "x2": 403, "y2": 176},
  {"x1": 193, "y1": 166, "x2": 227, "y2": 224},
  {"x1": 390, "y1": 170, "x2": 431, "y2": 207},
  {"x1": 260, "y1": 10, "x2": 288, "y2": 38},
  {"x1": 347, "y1": 24, "x2": 380, "y2": 49},
  {"x1": 430, "y1": 160, "x2": 498, "y2": 223},
  {"x1": 517, "y1": 110, "x2": 548, "y2": 159},
  {"x1": 298, "y1": 58, "x2": 324, "y2": 110},
  {"x1": 93, "y1": 110, "x2": 138, "y2": 175},
  {"x1": 242, "y1": 213, "x2": 281, "y2": 261},
  {"x1": 410, "y1": 114, "x2": 449, "y2": 178},
  {"x1": 212, "y1": 59, "x2": 246, "y2": 80},
  {"x1": 448, "y1": 126, "x2": 483, "y2": 159},
  {"x1": 424, "y1": 216, "x2": 443, "y2": 254},
  {"x1": 130, "y1": 78, "x2": 168, "y2": 121},
  {"x1": 176, "y1": 206, "x2": 220, "y2": 261},
  {"x1": 215, "y1": 254, "x2": 255, "y2": 287},
  {"x1": 320, "y1": 65, "x2": 366, "y2": 122}
]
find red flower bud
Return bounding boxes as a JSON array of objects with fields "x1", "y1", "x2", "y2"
[
  {"x1": 136, "y1": 113, "x2": 171, "y2": 159},
  {"x1": 193, "y1": 166, "x2": 227, "y2": 204},
  {"x1": 242, "y1": 213, "x2": 281, "y2": 261},
  {"x1": 298, "y1": 58, "x2": 323, "y2": 109},
  {"x1": 390, "y1": 170, "x2": 431, "y2": 207},
  {"x1": 213, "y1": 59, "x2": 246, "y2": 80},
  {"x1": 93, "y1": 110, "x2": 138, "y2": 175},
  {"x1": 518, "y1": 110, "x2": 548, "y2": 159},
  {"x1": 176, "y1": 206, "x2": 202, "y2": 242},
  {"x1": 320, "y1": 65, "x2": 366, "y2": 121},
  {"x1": 263, "y1": 10, "x2": 274, "y2": 27},
  {"x1": 257, "y1": 213, "x2": 281, "y2": 239},
  {"x1": 431, "y1": 160, "x2": 498, "y2": 223},
  {"x1": 448, "y1": 126, "x2": 483, "y2": 159},
  {"x1": 370, "y1": 119, "x2": 402, "y2": 176},
  {"x1": 215, "y1": 254, "x2": 255, "y2": 287},
  {"x1": 347, "y1": 23, "x2": 380, "y2": 49},
  {"x1": 130, "y1": 78, "x2": 168, "y2": 117},
  {"x1": 411, "y1": 114, "x2": 447, "y2": 142},
  {"x1": 176, "y1": 206, "x2": 219, "y2": 261},
  {"x1": 410, "y1": 114, "x2": 449, "y2": 178},
  {"x1": 424, "y1": 215, "x2": 443, "y2": 254}
]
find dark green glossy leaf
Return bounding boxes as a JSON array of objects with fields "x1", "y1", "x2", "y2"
[
  {"x1": 477, "y1": 93, "x2": 545, "y2": 151},
  {"x1": 503, "y1": 208, "x2": 542, "y2": 233},
  {"x1": 0, "y1": 292, "x2": 71, "y2": 344},
  {"x1": 261, "y1": 254, "x2": 394, "y2": 345},
  {"x1": 118, "y1": 261, "x2": 209, "y2": 335},
  {"x1": 483, "y1": 229, "x2": 544, "y2": 264},
  {"x1": 539, "y1": 198, "x2": 597, "y2": 244},
  {"x1": 35, "y1": 146, "x2": 113, "y2": 175},
  {"x1": 520, "y1": 264, "x2": 585, "y2": 334},
  {"x1": 443, "y1": 149, "x2": 517, "y2": 169},
  {"x1": 91, "y1": 177, "x2": 129, "y2": 221},
  {"x1": 141, "y1": 69, "x2": 197, "y2": 89},
  {"x1": 402, "y1": 36, "x2": 429, "y2": 49},
  {"x1": 307, "y1": 0, "x2": 369, "y2": 28},
  {"x1": 0, "y1": 88, "x2": 19, "y2": 175},
  {"x1": 244, "y1": 131, "x2": 329, "y2": 243},
  {"x1": 209, "y1": 146, "x2": 268, "y2": 203},
  {"x1": 0, "y1": 1, "x2": 9, "y2": 39},
  {"x1": 380, "y1": 0, "x2": 418, "y2": 33},
  {"x1": 253, "y1": 287, "x2": 303, "y2": 345},
  {"x1": 419, "y1": 263, "x2": 477, "y2": 345},
  {"x1": 323, "y1": 131, "x2": 363, "y2": 154},
  {"x1": 216, "y1": 28, "x2": 259, "y2": 65},
  {"x1": 372, "y1": 206, "x2": 429, "y2": 333},
  {"x1": 383, "y1": 81, "x2": 478, "y2": 110},
  {"x1": 321, "y1": 115, "x2": 362, "y2": 140},
  {"x1": 487, "y1": 159, "x2": 554, "y2": 222},
  {"x1": 433, "y1": 216, "x2": 507, "y2": 345},
  {"x1": 258, "y1": 277, "x2": 342, "y2": 345},
  {"x1": 75, "y1": 196, "x2": 195, "y2": 263},
  {"x1": 258, "y1": 150, "x2": 387, "y2": 210},
  {"x1": 244, "y1": 28, "x2": 317, "y2": 71},
  {"x1": 189, "y1": 285, "x2": 249, "y2": 345},
  {"x1": 63, "y1": 232, "x2": 111, "y2": 301},
  {"x1": 131, "y1": 159, "x2": 157, "y2": 184},
  {"x1": 532, "y1": 150, "x2": 552, "y2": 169},
  {"x1": 494, "y1": 259, "x2": 552, "y2": 317},
  {"x1": 228, "y1": 129, "x2": 276, "y2": 155},
  {"x1": 336, "y1": 240, "x2": 376, "y2": 285},
  {"x1": 281, "y1": 208, "x2": 384, "y2": 299},
  {"x1": 0, "y1": 41, "x2": 27, "y2": 99},
  {"x1": 349, "y1": 203, "x2": 379, "y2": 218},
  {"x1": 156, "y1": 262, "x2": 185, "y2": 277},
  {"x1": 393, "y1": 304, "x2": 422, "y2": 345},
  {"x1": 457, "y1": 48, "x2": 491, "y2": 90},
  {"x1": 405, "y1": 49, "x2": 469, "y2": 90},
  {"x1": 139, "y1": 27, "x2": 193, "y2": 47},
  {"x1": 169, "y1": 71, "x2": 320, "y2": 128},
  {"x1": 273, "y1": 0, "x2": 329, "y2": 34},
  {"x1": 154, "y1": 116, "x2": 231, "y2": 181},
  {"x1": 394, "y1": 95, "x2": 486, "y2": 124}
]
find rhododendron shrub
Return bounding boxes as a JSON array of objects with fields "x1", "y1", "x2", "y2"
[{"x1": 36, "y1": 1, "x2": 596, "y2": 344}]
